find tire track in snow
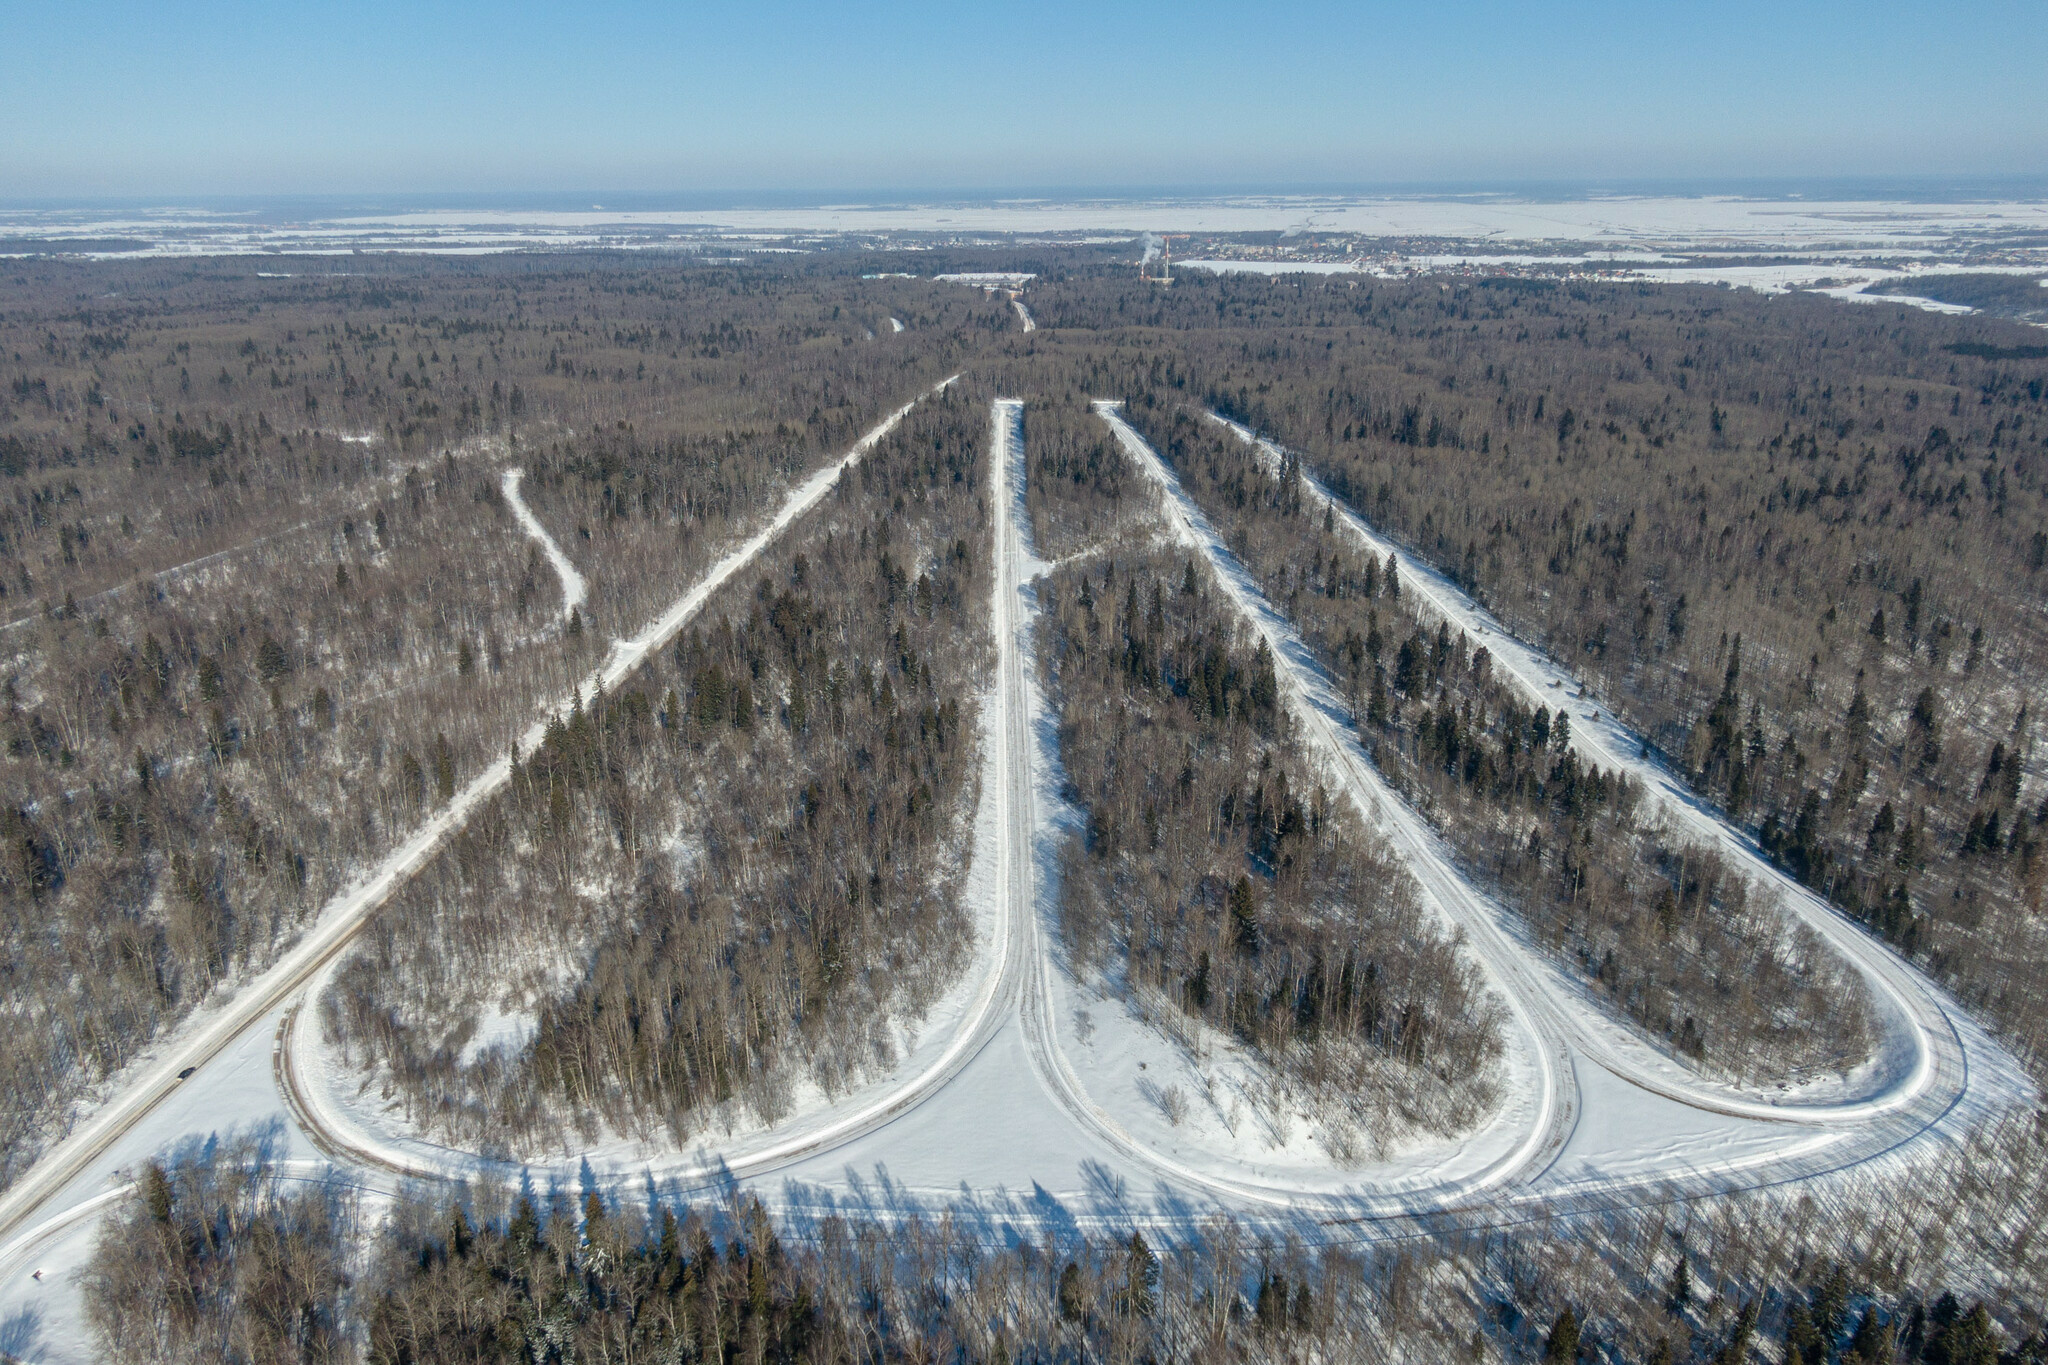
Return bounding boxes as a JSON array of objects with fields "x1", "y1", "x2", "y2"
[
  {"x1": 1088, "y1": 402, "x2": 1576, "y2": 1206},
  {"x1": 1094, "y1": 403, "x2": 2034, "y2": 1228}
]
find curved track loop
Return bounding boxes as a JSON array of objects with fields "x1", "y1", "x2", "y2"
[
  {"x1": 275, "y1": 399, "x2": 1553, "y2": 1219},
  {"x1": 991, "y1": 401, "x2": 1573, "y2": 1215},
  {"x1": 1193, "y1": 410, "x2": 1994, "y2": 1116},
  {"x1": 1093, "y1": 401, "x2": 2022, "y2": 1197},
  {"x1": 272, "y1": 396, "x2": 1033, "y2": 1191}
]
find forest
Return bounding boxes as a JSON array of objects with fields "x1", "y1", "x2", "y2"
[
  {"x1": 77, "y1": 1125, "x2": 2048, "y2": 1365},
  {"x1": 1017, "y1": 395, "x2": 1504, "y2": 1158},
  {"x1": 1030, "y1": 271, "x2": 2048, "y2": 1079},
  {"x1": 10, "y1": 250, "x2": 2048, "y2": 1364},
  {"x1": 320, "y1": 383, "x2": 996, "y2": 1150},
  {"x1": 1125, "y1": 403, "x2": 1873, "y2": 1086},
  {"x1": 0, "y1": 254, "x2": 1002, "y2": 1186}
]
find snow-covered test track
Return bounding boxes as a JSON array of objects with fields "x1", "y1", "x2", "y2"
[
  {"x1": 1094, "y1": 402, "x2": 2028, "y2": 1202},
  {"x1": 0, "y1": 393, "x2": 2031, "y2": 1359}
]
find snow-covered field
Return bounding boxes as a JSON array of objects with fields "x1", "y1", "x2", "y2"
[
  {"x1": 10, "y1": 194, "x2": 2043, "y2": 326},
  {"x1": 8, "y1": 194, "x2": 2048, "y2": 260}
]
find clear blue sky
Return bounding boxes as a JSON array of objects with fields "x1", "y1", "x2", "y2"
[{"x1": 4, "y1": 0, "x2": 2043, "y2": 197}]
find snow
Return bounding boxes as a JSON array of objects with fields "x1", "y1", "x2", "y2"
[
  {"x1": 456, "y1": 1001, "x2": 536, "y2": 1068},
  {"x1": 1181, "y1": 259, "x2": 1374, "y2": 276},
  {"x1": 1191, "y1": 408, "x2": 2031, "y2": 1113},
  {"x1": 888, "y1": 316, "x2": 905, "y2": 332},
  {"x1": 1184, "y1": 254, "x2": 2048, "y2": 317},
  {"x1": 933, "y1": 272, "x2": 1038, "y2": 285},
  {"x1": 0, "y1": 380, "x2": 961, "y2": 1316},
  {"x1": 1540, "y1": 1059, "x2": 1845, "y2": 1195},
  {"x1": 12, "y1": 196, "x2": 2048, "y2": 260},
  {"x1": 1090, "y1": 401, "x2": 2031, "y2": 1189},
  {"x1": 501, "y1": 466, "x2": 587, "y2": 618},
  {"x1": 0, "y1": 390, "x2": 2033, "y2": 1358}
]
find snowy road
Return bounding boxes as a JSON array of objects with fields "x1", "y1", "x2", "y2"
[{"x1": 1197, "y1": 410, "x2": 2010, "y2": 1114}]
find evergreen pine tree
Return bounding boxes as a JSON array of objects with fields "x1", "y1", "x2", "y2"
[
  {"x1": 1667, "y1": 1255, "x2": 1693, "y2": 1313},
  {"x1": 1843, "y1": 1307, "x2": 1892, "y2": 1364},
  {"x1": 1714, "y1": 1299, "x2": 1758, "y2": 1363},
  {"x1": 1057, "y1": 1261, "x2": 1085, "y2": 1322},
  {"x1": 446, "y1": 1202, "x2": 471, "y2": 1260},
  {"x1": 1814, "y1": 1265, "x2": 1852, "y2": 1345},
  {"x1": 1543, "y1": 1307, "x2": 1579, "y2": 1363},
  {"x1": 1784, "y1": 1300, "x2": 1821, "y2": 1364},
  {"x1": 509, "y1": 1194, "x2": 540, "y2": 1251},
  {"x1": 1925, "y1": 1303, "x2": 1999, "y2": 1365},
  {"x1": 433, "y1": 732, "x2": 455, "y2": 802},
  {"x1": 143, "y1": 1161, "x2": 173, "y2": 1225}
]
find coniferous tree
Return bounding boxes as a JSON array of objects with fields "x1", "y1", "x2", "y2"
[{"x1": 1543, "y1": 1307, "x2": 1580, "y2": 1363}]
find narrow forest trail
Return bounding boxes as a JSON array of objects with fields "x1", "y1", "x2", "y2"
[
  {"x1": 500, "y1": 466, "x2": 588, "y2": 619},
  {"x1": 274, "y1": 389, "x2": 1029, "y2": 1190}
]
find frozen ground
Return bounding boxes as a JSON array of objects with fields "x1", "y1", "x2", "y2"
[
  {"x1": 0, "y1": 379, "x2": 960, "y2": 1357},
  {"x1": 0, "y1": 393, "x2": 2032, "y2": 1362}
]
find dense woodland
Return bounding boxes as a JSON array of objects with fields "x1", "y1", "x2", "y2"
[
  {"x1": 1127, "y1": 404, "x2": 1873, "y2": 1086},
  {"x1": 80, "y1": 1119, "x2": 2048, "y2": 1364},
  {"x1": 14, "y1": 251, "x2": 2048, "y2": 1362},
  {"x1": 0, "y1": 255, "x2": 1001, "y2": 1188},
  {"x1": 321, "y1": 384, "x2": 994, "y2": 1150},
  {"x1": 1017, "y1": 397, "x2": 1504, "y2": 1157}
]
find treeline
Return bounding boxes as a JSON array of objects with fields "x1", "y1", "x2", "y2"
[
  {"x1": 320, "y1": 384, "x2": 994, "y2": 1150},
  {"x1": 1867, "y1": 274, "x2": 2048, "y2": 325},
  {"x1": 0, "y1": 257, "x2": 995, "y2": 1191},
  {"x1": 1039, "y1": 272, "x2": 2048, "y2": 1074},
  {"x1": 81, "y1": 1111, "x2": 2048, "y2": 1364},
  {"x1": 1132, "y1": 405, "x2": 1873, "y2": 1086}
]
